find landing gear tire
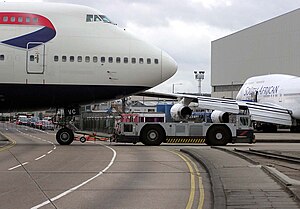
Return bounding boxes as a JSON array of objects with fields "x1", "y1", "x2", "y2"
[
  {"x1": 56, "y1": 128, "x2": 74, "y2": 145},
  {"x1": 141, "y1": 125, "x2": 165, "y2": 146},
  {"x1": 206, "y1": 125, "x2": 231, "y2": 146}
]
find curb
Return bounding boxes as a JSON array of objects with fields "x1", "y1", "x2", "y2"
[
  {"x1": 211, "y1": 146, "x2": 300, "y2": 205},
  {"x1": 181, "y1": 148, "x2": 226, "y2": 209}
]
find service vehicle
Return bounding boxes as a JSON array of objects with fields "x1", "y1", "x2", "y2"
[{"x1": 113, "y1": 114, "x2": 255, "y2": 146}]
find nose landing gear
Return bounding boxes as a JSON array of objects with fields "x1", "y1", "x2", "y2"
[{"x1": 54, "y1": 106, "x2": 79, "y2": 145}]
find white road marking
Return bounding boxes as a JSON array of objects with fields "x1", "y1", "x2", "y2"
[
  {"x1": 47, "y1": 150, "x2": 53, "y2": 154},
  {"x1": 31, "y1": 145, "x2": 117, "y2": 209},
  {"x1": 35, "y1": 155, "x2": 46, "y2": 161},
  {"x1": 8, "y1": 162, "x2": 29, "y2": 171}
]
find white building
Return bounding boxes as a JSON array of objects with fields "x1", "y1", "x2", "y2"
[{"x1": 212, "y1": 9, "x2": 300, "y2": 98}]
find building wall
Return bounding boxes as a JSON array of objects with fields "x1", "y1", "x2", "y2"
[{"x1": 211, "y1": 9, "x2": 300, "y2": 98}]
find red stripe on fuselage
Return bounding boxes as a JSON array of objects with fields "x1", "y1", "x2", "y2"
[{"x1": 0, "y1": 12, "x2": 55, "y2": 30}]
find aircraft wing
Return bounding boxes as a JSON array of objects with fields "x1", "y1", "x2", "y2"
[{"x1": 138, "y1": 91, "x2": 293, "y2": 126}]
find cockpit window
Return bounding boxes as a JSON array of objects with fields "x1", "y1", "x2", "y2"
[
  {"x1": 86, "y1": 14, "x2": 115, "y2": 25},
  {"x1": 94, "y1": 15, "x2": 102, "y2": 22},
  {"x1": 99, "y1": 15, "x2": 113, "y2": 24},
  {"x1": 86, "y1": 14, "x2": 93, "y2": 22}
]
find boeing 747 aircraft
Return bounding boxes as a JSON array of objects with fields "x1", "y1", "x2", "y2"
[
  {"x1": 141, "y1": 74, "x2": 300, "y2": 132},
  {"x1": 0, "y1": 2, "x2": 177, "y2": 144}
]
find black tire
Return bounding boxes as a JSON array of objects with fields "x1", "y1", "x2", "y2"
[
  {"x1": 206, "y1": 125, "x2": 231, "y2": 146},
  {"x1": 140, "y1": 125, "x2": 165, "y2": 146},
  {"x1": 56, "y1": 128, "x2": 74, "y2": 145}
]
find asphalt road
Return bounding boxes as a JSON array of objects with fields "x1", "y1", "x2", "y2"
[{"x1": 0, "y1": 123, "x2": 210, "y2": 209}]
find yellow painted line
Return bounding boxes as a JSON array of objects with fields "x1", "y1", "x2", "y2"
[
  {"x1": 160, "y1": 147, "x2": 205, "y2": 209},
  {"x1": 189, "y1": 154, "x2": 205, "y2": 209},
  {"x1": 0, "y1": 131, "x2": 16, "y2": 152}
]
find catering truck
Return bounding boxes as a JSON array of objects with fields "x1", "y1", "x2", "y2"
[{"x1": 113, "y1": 114, "x2": 255, "y2": 146}]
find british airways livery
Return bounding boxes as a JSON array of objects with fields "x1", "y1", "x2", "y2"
[
  {"x1": 0, "y1": 12, "x2": 56, "y2": 49},
  {"x1": 0, "y1": 2, "x2": 177, "y2": 144}
]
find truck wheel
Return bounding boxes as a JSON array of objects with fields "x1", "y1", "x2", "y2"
[
  {"x1": 56, "y1": 128, "x2": 74, "y2": 145},
  {"x1": 141, "y1": 125, "x2": 165, "y2": 146},
  {"x1": 206, "y1": 125, "x2": 231, "y2": 146}
]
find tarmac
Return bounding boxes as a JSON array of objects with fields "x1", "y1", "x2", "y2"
[{"x1": 182, "y1": 147, "x2": 300, "y2": 209}]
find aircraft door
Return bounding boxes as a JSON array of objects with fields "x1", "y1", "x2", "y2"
[{"x1": 26, "y1": 42, "x2": 45, "y2": 74}]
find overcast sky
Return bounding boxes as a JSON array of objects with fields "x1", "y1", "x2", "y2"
[{"x1": 6, "y1": 0, "x2": 300, "y2": 93}]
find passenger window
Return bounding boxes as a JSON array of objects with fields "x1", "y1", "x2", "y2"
[
  {"x1": 10, "y1": 17, "x2": 15, "y2": 22},
  {"x1": 70, "y1": 56, "x2": 75, "y2": 62},
  {"x1": 54, "y1": 56, "x2": 59, "y2": 62},
  {"x1": 18, "y1": 17, "x2": 23, "y2": 22},
  {"x1": 26, "y1": 17, "x2": 30, "y2": 23},
  {"x1": 3, "y1": 16, "x2": 8, "y2": 22},
  {"x1": 147, "y1": 58, "x2": 151, "y2": 64},
  {"x1": 101, "y1": 57, "x2": 105, "y2": 63},
  {"x1": 85, "y1": 56, "x2": 90, "y2": 63},
  {"x1": 93, "y1": 56, "x2": 98, "y2": 63},
  {"x1": 0, "y1": 55, "x2": 5, "y2": 61},
  {"x1": 78, "y1": 56, "x2": 82, "y2": 62},
  {"x1": 33, "y1": 17, "x2": 38, "y2": 23},
  {"x1": 139, "y1": 58, "x2": 144, "y2": 64},
  {"x1": 124, "y1": 57, "x2": 128, "y2": 63},
  {"x1": 86, "y1": 14, "x2": 93, "y2": 22},
  {"x1": 116, "y1": 57, "x2": 121, "y2": 63},
  {"x1": 30, "y1": 55, "x2": 34, "y2": 61},
  {"x1": 132, "y1": 58, "x2": 136, "y2": 64},
  {"x1": 62, "y1": 56, "x2": 67, "y2": 62},
  {"x1": 154, "y1": 59, "x2": 159, "y2": 64},
  {"x1": 109, "y1": 57, "x2": 113, "y2": 63}
]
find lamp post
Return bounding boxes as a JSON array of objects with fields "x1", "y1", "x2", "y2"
[
  {"x1": 172, "y1": 83, "x2": 182, "y2": 93},
  {"x1": 194, "y1": 71, "x2": 205, "y2": 94}
]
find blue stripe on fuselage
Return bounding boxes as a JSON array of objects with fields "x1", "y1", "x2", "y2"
[{"x1": 2, "y1": 27, "x2": 56, "y2": 49}]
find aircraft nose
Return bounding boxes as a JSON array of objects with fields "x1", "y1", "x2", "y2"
[{"x1": 161, "y1": 51, "x2": 177, "y2": 81}]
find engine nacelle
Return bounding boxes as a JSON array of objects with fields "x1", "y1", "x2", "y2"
[
  {"x1": 211, "y1": 110, "x2": 229, "y2": 123},
  {"x1": 170, "y1": 103, "x2": 193, "y2": 121}
]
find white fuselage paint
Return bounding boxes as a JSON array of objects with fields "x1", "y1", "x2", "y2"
[
  {"x1": 0, "y1": 3, "x2": 177, "y2": 111},
  {"x1": 236, "y1": 74, "x2": 300, "y2": 119}
]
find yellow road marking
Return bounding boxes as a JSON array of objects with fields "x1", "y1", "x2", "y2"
[
  {"x1": 160, "y1": 147, "x2": 204, "y2": 209},
  {"x1": 0, "y1": 131, "x2": 16, "y2": 152},
  {"x1": 189, "y1": 155, "x2": 205, "y2": 209}
]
